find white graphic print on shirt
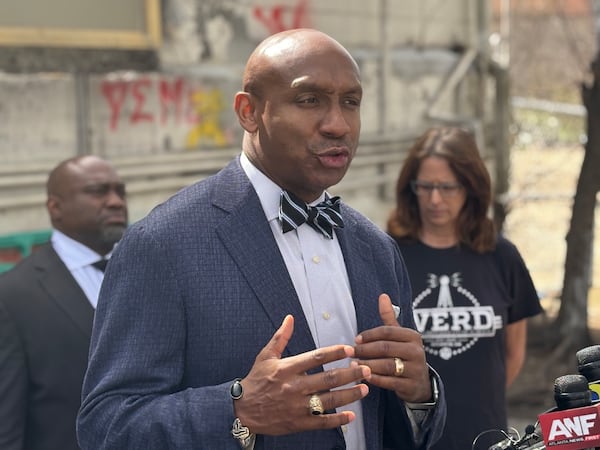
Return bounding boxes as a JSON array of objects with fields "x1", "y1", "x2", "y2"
[{"x1": 412, "y1": 272, "x2": 503, "y2": 360}]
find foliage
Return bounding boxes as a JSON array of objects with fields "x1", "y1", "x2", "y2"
[{"x1": 512, "y1": 108, "x2": 586, "y2": 149}]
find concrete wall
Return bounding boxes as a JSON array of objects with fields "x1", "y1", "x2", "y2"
[
  {"x1": 0, "y1": 0, "x2": 494, "y2": 233},
  {"x1": 0, "y1": 73, "x2": 77, "y2": 163}
]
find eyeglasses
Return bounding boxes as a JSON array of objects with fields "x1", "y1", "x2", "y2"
[{"x1": 410, "y1": 180, "x2": 463, "y2": 198}]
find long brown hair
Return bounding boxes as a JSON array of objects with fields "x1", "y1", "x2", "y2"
[{"x1": 387, "y1": 127, "x2": 496, "y2": 253}]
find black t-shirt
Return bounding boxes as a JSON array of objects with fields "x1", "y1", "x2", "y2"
[{"x1": 395, "y1": 236, "x2": 542, "y2": 450}]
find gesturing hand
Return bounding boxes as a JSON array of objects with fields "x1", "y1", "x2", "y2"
[
  {"x1": 354, "y1": 294, "x2": 432, "y2": 403},
  {"x1": 234, "y1": 314, "x2": 371, "y2": 436}
]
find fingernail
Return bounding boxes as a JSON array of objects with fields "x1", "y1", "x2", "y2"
[
  {"x1": 361, "y1": 366, "x2": 371, "y2": 379},
  {"x1": 345, "y1": 411, "x2": 356, "y2": 422}
]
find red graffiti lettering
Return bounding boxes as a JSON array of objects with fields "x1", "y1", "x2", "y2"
[
  {"x1": 130, "y1": 79, "x2": 154, "y2": 124},
  {"x1": 101, "y1": 81, "x2": 128, "y2": 131},
  {"x1": 159, "y1": 78, "x2": 184, "y2": 125},
  {"x1": 253, "y1": 0, "x2": 309, "y2": 34},
  {"x1": 100, "y1": 78, "x2": 227, "y2": 138}
]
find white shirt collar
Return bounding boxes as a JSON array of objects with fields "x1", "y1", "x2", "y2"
[
  {"x1": 51, "y1": 229, "x2": 108, "y2": 270},
  {"x1": 239, "y1": 152, "x2": 327, "y2": 222}
]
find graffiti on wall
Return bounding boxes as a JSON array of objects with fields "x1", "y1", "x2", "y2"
[
  {"x1": 194, "y1": 0, "x2": 312, "y2": 63},
  {"x1": 186, "y1": 88, "x2": 227, "y2": 147},
  {"x1": 97, "y1": 1, "x2": 314, "y2": 150},
  {"x1": 100, "y1": 76, "x2": 230, "y2": 149},
  {"x1": 252, "y1": 0, "x2": 310, "y2": 34}
]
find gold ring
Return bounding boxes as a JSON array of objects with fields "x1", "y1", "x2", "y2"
[
  {"x1": 308, "y1": 394, "x2": 324, "y2": 415},
  {"x1": 393, "y1": 357, "x2": 405, "y2": 377}
]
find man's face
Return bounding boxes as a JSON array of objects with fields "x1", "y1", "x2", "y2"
[
  {"x1": 246, "y1": 41, "x2": 362, "y2": 203},
  {"x1": 49, "y1": 158, "x2": 128, "y2": 255}
]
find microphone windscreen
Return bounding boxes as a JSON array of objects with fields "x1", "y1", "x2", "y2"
[
  {"x1": 554, "y1": 374, "x2": 592, "y2": 410},
  {"x1": 576, "y1": 345, "x2": 600, "y2": 381}
]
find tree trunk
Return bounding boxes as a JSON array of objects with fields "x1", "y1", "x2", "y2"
[
  {"x1": 490, "y1": 61, "x2": 512, "y2": 233},
  {"x1": 552, "y1": 56, "x2": 600, "y2": 351}
]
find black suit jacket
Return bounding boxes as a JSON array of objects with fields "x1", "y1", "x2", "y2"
[{"x1": 0, "y1": 243, "x2": 94, "y2": 450}]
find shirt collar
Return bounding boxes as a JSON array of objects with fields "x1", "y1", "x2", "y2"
[
  {"x1": 240, "y1": 152, "x2": 327, "y2": 222},
  {"x1": 51, "y1": 229, "x2": 109, "y2": 270}
]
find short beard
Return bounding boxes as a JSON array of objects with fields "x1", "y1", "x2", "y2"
[{"x1": 100, "y1": 224, "x2": 127, "y2": 246}]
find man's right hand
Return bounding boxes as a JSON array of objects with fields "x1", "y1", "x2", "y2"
[{"x1": 233, "y1": 314, "x2": 370, "y2": 435}]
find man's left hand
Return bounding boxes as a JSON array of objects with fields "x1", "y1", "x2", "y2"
[{"x1": 353, "y1": 293, "x2": 432, "y2": 404}]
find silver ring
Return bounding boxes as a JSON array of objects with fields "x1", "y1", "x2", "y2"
[
  {"x1": 308, "y1": 394, "x2": 324, "y2": 415},
  {"x1": 393, "y1": 357, "x2": 405, "y2": 377}
]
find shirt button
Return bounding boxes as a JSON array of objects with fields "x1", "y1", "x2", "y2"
[
  {"x1": 312, "y1": 255, "x2": 320, "y2": 264},
  {"x1": 322, "y1": 312, "x2": 331, "y2": 320}
]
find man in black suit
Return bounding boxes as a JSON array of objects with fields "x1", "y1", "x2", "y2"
[{"x1": 0, "y1": 155, "x2": 128, "y2": 450}]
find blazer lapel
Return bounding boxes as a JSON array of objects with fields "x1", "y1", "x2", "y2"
[
  {"x1": 214, "y1": 165, "x2": 383, "y2": 445},
  {"x1": 336, "y1": 212, "x2": 381, "y2": 334},
  {"x1": 35, "y1": 245, "x2": 95, "y2": 338},
  {"x1": 213, "y1": 160, "x2": 317, "y2": 358}
]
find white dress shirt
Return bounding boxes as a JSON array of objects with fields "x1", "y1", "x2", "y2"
[
  {"x1": 240, "y1": 152, "x2": 366, "y2": 450},
  {"x1": 51, "y1": 229, "x2": 110, "y2": 309}
]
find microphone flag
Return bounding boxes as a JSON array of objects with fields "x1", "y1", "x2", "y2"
[{"x1": 538, "y1": 403, "x2": 600, "y2": 449}]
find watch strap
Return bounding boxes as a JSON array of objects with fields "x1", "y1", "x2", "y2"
[
  {"x1": 231, "y1": 418, "x2": 255, "y2": 449},
  {"x1": 405, "y1": 369, "x2": 439, "y2": 410},
  {"x1": 230, "y1": 378, "x2": 256, "y2": 449}
]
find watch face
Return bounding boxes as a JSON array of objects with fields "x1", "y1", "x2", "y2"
[{"x1": 230, "y1": 379, "x2": 243, "y2": 400}]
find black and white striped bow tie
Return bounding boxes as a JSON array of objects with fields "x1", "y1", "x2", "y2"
[{"x1": 279, "y1": 191, "x2": 344, "y2": 239}]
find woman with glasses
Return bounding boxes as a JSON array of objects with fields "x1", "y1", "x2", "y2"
[{"x1": 387, "y1": 126, "x2": 543, "y2": 450}]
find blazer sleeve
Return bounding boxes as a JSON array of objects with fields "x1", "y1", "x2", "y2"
[
  {"x1": 77, "y1": 224, "x2": 242, "y2": 450},
  {"x1": 0, "y1": 298, "x2": 27, "y2": 450}
]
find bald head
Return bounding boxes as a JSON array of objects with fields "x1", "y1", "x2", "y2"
[
  {"x1": 234, "y1": 29, "x2": 362, "y2": 202},
  {"x1": 47, "y1": 155, "x2": 128, "y2": 256},
  {"x1": 242, "y1": 29, "x2": 360, "y2": 98},
  {"x1": 47, "y1": 155, "x2": 103, "y2": 197}
]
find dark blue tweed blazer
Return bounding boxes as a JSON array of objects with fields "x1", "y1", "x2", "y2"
[{"x1": 77, "y1": 156, "x2": 445, "y2": 449}]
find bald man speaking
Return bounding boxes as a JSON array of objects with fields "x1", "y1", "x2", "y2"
[{"x1": 77, "y1": 30, "x2": 446, "y2": 450}]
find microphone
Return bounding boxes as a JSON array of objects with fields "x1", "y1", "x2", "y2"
[
  {"x1": 577, "y1": 345, "x2": 600, "y2": 402},
  {"x1": 554, "y1": 374, "x2": 593, "y2": 410},
  {"x1": 538, "y1": 374, "x2": 600, "y2": 449},
  {"x1": 486, "y1": 424, "x2": 545, "y2": 449},
  {"x1": 487, "y1": 346, "x2": 600, "y2": 450}
]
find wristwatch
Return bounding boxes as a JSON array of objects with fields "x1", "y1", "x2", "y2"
[
  {"x1": 405, "y1": 369, "x2": 439, "y2": 410},
  {"x1": 230, "y1": 378, "x2": 256, "y2": 449}
]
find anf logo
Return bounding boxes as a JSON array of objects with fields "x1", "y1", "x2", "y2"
[{"x1": 549, "y1": 413, "x2": 597, "y2": 440}]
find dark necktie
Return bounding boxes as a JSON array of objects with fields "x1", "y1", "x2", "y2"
[
  {"x1": 279, "y1": 191, "x2": 344, "y2": 239},
  {"x1": 92, "y1": 258, "x2": 108, "y2": 272}
]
